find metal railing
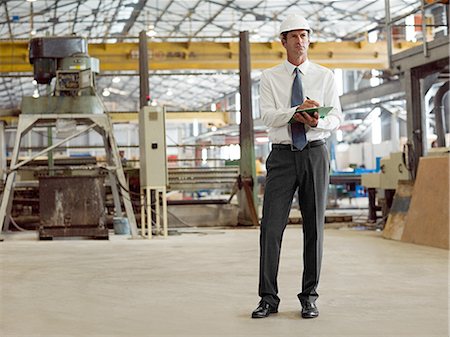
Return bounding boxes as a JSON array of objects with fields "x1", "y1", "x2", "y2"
[{"x1": 384, "y1": 0, "x2": 449, "y2": 69}]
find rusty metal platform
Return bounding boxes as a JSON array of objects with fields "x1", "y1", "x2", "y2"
[{"x1": 38, "y1": 175, "x2": 108, "y2": 240}]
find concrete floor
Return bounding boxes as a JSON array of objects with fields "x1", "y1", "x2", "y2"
[{"x1": 0, "y1": 227, "x2": 448, "y2": 337}]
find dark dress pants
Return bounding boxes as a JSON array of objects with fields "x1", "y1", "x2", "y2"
[{"x1": 258, "y1": 143, "x2": 329, "y2": 309}]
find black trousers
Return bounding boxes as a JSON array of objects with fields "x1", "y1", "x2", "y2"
[{"x1": 258, "y1": 141, "x2": 329, "y2": 308}]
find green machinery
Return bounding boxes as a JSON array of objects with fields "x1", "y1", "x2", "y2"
[{"x1": 0, "y1": 37, "x2": 138, "y2": 239}]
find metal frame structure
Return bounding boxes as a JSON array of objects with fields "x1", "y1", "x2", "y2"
[
  {"x1": 140, "y1": 185, "x2": 168, "y2": 239},
  {"x1": 385, "y1": 0, "x2": 449, "y2": 178},
  {"x1": 0, "y1": 113, "x2": 139, "y2": 238}
]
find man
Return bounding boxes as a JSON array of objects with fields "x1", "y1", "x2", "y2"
[{"x1": 251, "y1": 14, "x2": 342, "y2": 319}]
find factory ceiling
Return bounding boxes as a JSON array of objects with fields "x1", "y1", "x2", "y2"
[{"x1": 0, "y1": 0, "x2": 421, "y2": 115}]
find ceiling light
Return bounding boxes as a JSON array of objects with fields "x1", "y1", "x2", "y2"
[
  {"x1": 108, "y1": 87, "x2": 129, "y2": 96},
  {"x1": 112, "y1": 76, "x2": 121, "y2": 83},
  {"x1": 146, "y1": 24, "x2": 157, "y2": 38},
  {"x1": 102, "y1": 88, "x2": 111, "y2": 97}
]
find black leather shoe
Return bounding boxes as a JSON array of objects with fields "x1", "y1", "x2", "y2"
[
  {"x1": 251, "y1": 301, "x2": 278, "y2": 318},
  {"x1": 301, "y1": 302, "x2": 319, "y2": 319}
]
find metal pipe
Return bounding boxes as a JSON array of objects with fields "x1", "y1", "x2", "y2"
[
  {"x1": 434, "y1": 81, "x2": 449, "y2": 147},
  {"x1": 421, "y1": 0, "x2": 429, "y2": 57},
  {"x1": 384, "y1": 0, "x2": 393, "y2": 70}
]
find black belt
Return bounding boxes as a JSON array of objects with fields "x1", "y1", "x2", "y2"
[{"x1": 272, "y1": 139, "x2": 326, "y2": 151}]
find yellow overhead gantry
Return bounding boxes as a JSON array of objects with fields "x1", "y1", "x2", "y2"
[
  {"x1": 0, "y1": 40, "x2": 418, "y2": 72},
  {"x1": 0, "y1": 111, "x2": 230, "y2": 126}
]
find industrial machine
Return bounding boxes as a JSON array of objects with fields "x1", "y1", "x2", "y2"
[
  {"x1": 139, "y1": 105, "x2": 168, "y2": 238},
  {"x1": 362, "y1": 152, "x2": 410, "y2": 190},
  {"x1": 361, "y1": 152, "x2": 411, "y2": 222},
  {"x1": 0, "y1": 36, "x2": 138, "y2": 240}
]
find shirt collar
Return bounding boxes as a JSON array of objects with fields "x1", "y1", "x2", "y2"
[{"x1": 284, "y1": 59, "x2": 310, "y2": 76}]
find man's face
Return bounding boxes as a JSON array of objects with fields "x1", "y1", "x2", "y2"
[{"x1": 282, "y1": 29, "x2": 310, "y2": 58}]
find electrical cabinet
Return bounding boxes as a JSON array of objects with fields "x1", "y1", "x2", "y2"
[{"x1": 139, "y1": 106, "x2": 168, "y2": 187}]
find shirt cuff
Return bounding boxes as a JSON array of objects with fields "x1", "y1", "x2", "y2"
[{"x1": 284, "y1": 107, "x2": 297, "y2": 123}]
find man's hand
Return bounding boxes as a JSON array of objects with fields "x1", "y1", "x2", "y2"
[{"x1": 293, "y1": 98, "x2": 320, "y2": 127}]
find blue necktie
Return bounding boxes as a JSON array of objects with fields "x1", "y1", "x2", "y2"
[{"x1": 291, "y1": 68, "x2": 307, "y2": 150}]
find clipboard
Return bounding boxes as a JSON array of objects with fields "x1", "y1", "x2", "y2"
[{"x1": 289, "y1": 106, "x2": 333, "y2": 124}]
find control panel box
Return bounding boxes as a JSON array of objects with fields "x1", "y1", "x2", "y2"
[{"x1": 139, "y1": 106, "x2": 168, "y2": 187}]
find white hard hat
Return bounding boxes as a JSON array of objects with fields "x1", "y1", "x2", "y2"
[{"x1": 279, "y1": 14, "x2": 312, "y2": 35}]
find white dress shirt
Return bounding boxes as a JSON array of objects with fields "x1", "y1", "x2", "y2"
[{"x1": 260, "y1": 59, "x2": 343, "y2": 144}]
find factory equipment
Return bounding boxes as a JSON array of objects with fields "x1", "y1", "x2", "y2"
[
  {"x1": 139, "y1": 106, "x2": 168, "y2": 239},
  {"x1": 38, "y1": 175, "x2": 108, "y2": 240},
  {"x1": 362, "y1": 152, "x2": 410, "y2": 190},
  {"x1": 0, "y1": 36, "x2": 138, "y2": 239},
  {"x1": 361, "y1": 152, "x2": 411, "y2": 222}
]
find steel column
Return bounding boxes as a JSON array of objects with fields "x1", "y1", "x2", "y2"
[
  {"x1": 139, "y1": 31, "x2": 150, "y2": 109},
  {"x1": 238, "y1": 31, "x2": 257, "y2": 226},
  {"x1": 404, "y1": 69, "x2": 423, "y2": 180},
  {"x1": 384, "y1": 0, "x2": 393, "y2": 70}
]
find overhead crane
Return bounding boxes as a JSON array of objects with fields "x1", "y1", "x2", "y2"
[{"x1": 0, "y1": 40, "x2": 419, "y2": 73}]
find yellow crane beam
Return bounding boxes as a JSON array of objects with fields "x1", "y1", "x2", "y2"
[
  {"x1": 109, "y1": 111, "x2": 229, "y2": 125},
  {"x1": 0, "y1": 40, "x2": 418, "y2": 72},
  {"x1": 0, "y1": 111, "x2": 229, "y2": 126}
]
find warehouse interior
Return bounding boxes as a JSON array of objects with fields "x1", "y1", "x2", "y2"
[{"x1": 0, "y1": 0, "x2": 449, "y2": 336}]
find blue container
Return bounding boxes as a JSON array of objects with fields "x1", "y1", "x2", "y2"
[{"x1": 113, "y1": 217, "x2": 130, "y2": 235}]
